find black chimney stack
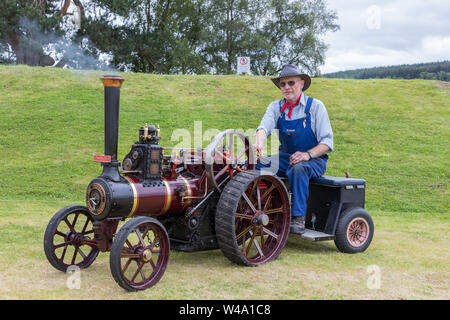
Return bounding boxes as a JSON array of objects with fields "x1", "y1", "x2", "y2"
[{"x1": 100, "y1": 75, "x2": 124, "y2": 182}]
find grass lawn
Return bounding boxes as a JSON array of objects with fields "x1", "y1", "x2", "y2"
[{"x1": 0, "y1": 65, "x2": 448, "y2": 299}]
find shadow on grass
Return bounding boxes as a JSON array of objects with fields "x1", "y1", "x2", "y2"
[
  {"x1": 285, "y1": 235, "x2": 338, "y2": 254},
  {"x1": 168, "y1": 236, "x2": 339, "y2": 268},
  {"x1": 169, "y1": 248, "x2": 226, "y2": 266}
]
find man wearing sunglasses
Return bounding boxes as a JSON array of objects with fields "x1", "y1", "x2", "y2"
[{"x1": 253, "y1": 64, "x2": 334, "y2": 235}]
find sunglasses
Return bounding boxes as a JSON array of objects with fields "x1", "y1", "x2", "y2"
[{"x1": 279, "y1": 80, "x2": 298, "y2": 88}]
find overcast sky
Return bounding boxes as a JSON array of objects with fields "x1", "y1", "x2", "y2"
[{"x1": 320, "y1": 0, "x2": 450, "y2": 74}]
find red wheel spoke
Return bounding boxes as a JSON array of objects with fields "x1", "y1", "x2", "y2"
[
  {"x1": 80, "y1": 218, "x2": 90, "y2": 234},
  {"x1": 260, "y1": 185, "x2": 276, "y2": 202},
  {"x1": 135, "y1": 228, "x2": 146, "y2": 247},
  {"x1": 241, "y1": 193, "x2": 257, "y2": 213},
  {"x1": 78, "y1": 247, "x2": 87, "y2": 259},
  {"x1": 63, "y1": 217, "x2": 75, "y2": 233},
  {"x1": 54, "y1": 242, "x2": 69, "y2": 249},
  {"x1": 238, "y1": 199, "x2": 244, "y2": 212},
  {"x1": 82, "y1": 229, "x2": 94, "y2": 236},
  {"x1": 235, "y1": 213, "x2": 253, "y2": 220},
  {"x1": 54, "y1": 230, "x2": 66, "y2": 238},
  {"x1": 141, "y1": 227, "x2": 150, "y2": 241},
  {"x1": 122, "y1": 258, "x2": 133, "y2": 274},
  {"x1": 264, "y1": 207, "x2": 283, "y2": 215},
  {"x1": 236, "y1": 225, "x2": 254, "y2": 241},
  {"x1": 149, "y1": 258, "x2": 156, "y2": 270},
  {"x1": 245, "y1": 230, "x2": 257, "y2": 257},
  {"x1": 71, "y1": 213, "x2": 80, "y2": 229},
  {"x1": 121, "y1": 252, "x2": 140, "y2": 259},
  {"x1": 262, "y1": 227, "x2": 279, "y2": 240},
  {"x1": 248, "y1": 230, "x2": 264, "y2": 258},
  {"x1": 253, "y1": 239, "x2": 264, "y2": 257},
  {"x1": 71, "y1": 246, "x2": 78, "y2": 265},
  {"x1": 125, "y1": 239, "x2": 133, "y2": 249},
  {"x1": 256, "y1": 184, "x2": 262, "y2": 210},
  {"x1": 131, "y1": 261, "x2": 145, "y2": 282},
  {"x1": 261, "y1": 230, "x2": 265, "y2": 250},
  {"x1": 263, "y1": 194, "x2": 272, "y2": 211},
  {"x1": 248, "y1": 181, "x2": 258, "y2": 204},
  {"x1": 150, "y1": 234, "x2": 159, "y2": 249},
  {"x1": 60, "y1": 245, "x2": 68, "y2": 262}
]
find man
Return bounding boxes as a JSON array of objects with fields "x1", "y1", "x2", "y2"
[{"x1": 253, "y1": 64, "x2": 334, "y2": 234}]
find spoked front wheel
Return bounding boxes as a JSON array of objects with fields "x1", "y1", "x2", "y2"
[
  {"x1": 44, "y1": 205, "x2": 99, "y2": 272},
  {"x1": 110, "y1": 216, "x2": 170, "y2": 291}
]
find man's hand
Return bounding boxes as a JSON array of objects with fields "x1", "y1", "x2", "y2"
[
  {"x1": 254, "y1": 129, "x2": 267, "y2": 161},
  {"x1": 289, "y1": 151, "x2": 311, "y2": 165},
  {"x1": 252, "y1": 144, "x2": 264, "y2": 161}
]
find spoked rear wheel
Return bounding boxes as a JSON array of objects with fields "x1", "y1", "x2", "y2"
[
  {"x1": 110, "y1": 216, "x2": 170, "y2": 291},
  {"x1": 215, "y1": 171, "x2": 291, "y2": 266},
  {"x1": 44, "y1": 205, "x2": 99, "y2": 272}
]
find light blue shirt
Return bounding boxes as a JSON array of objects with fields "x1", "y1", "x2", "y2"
[{"x1": 256, "y1": 92, "x2": 334, "y2": 152}]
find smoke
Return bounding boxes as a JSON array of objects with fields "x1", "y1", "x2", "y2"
[{"x1": 18, "y1": 16, "x2": 116, "y2": 72}]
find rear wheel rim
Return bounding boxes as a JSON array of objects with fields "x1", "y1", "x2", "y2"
[
  {"x1": 346, "y1": 217, "x2": 370, "y2": 247},
  {"x1": 234, "y1": 175, "x2": 290, "y2": 264}
]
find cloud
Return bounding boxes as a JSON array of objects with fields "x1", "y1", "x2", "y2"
[
  {"x1": 323, "y1": 36, "x2": 450, "y2": 73},
  {"x1": 320, "y1": 0, "x2": 450, "y2": 73}
]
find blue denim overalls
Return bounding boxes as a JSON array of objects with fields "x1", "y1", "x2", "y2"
[{"x1": 256, "y1": 97, "x2": 327, "y2": 216}]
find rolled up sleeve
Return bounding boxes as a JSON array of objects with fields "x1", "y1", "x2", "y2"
[
  {"x1": 256, "y1": 101, "x2": 279, "y2": 137},
  {"x1": 313, "y1": 100, "x2": 334, "y2": 152}
]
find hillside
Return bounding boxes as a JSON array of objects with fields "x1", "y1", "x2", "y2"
[
  {"x1": 323, "y1": 61, "x2": 450, "y2": 81},
  {"x1": 0, "y1": 65, "x2": 449, "y2": 215}
]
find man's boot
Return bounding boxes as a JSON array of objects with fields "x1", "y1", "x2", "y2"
[{"x1": 290, "y1": 215, "x2": 305, "y2": 235}]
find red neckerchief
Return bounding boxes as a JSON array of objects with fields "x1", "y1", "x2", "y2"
[{"x1": 281, "y1": 93, "x2": 302, "y2": 119}]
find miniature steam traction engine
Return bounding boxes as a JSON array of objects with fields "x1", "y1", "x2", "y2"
[{"x1": 44, "y1": 76, "x2": 373, "y2": 291}]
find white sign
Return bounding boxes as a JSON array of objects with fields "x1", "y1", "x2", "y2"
[{"x1": 237, "y1": 56, "x2": 251, "y2": 74}]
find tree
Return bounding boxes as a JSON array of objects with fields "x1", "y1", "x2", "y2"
[
  {"x1": 79, "y1": 0, "x2": 207, "y2": 73},
  {"x1": 1, "y1": 0, "x2": 339, "y2": 75},
  {"x1": 198, "y1": 0, "x2": 261, "y2": 74},
  {"x1": 0, "y1": 0, "x2": 86, "y2": 67},
  {"x1": 199, "y1": 0, "x2": 338, "y2": 75},
  {"x1": 251, "y1": 0, "x2": 339, "y2": 76}
]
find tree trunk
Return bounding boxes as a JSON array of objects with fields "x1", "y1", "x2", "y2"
[
  {"x1": 7, "y1": 31, "x2": 54, "y2": 66},
  {"x1": 226, "y1": 0, "x2": 234, "y2": 74}
]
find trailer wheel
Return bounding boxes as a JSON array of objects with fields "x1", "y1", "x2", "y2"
[
  {"x1": 110, "y1": 216, "x2": 170, "y2": 291},
  {"x1": 334, "y1": 207, "x2": 374, "y2": 253},
  {"x1": 215, "y1": 171, "x2": 290, "y2": 266},
  {"x1": 44, "y1": 205, "x2": 99, "y2": 272}
]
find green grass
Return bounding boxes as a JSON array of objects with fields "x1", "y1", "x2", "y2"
[{"x1": 0, "y1": 65, "x2": 449, "y2": 299}]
